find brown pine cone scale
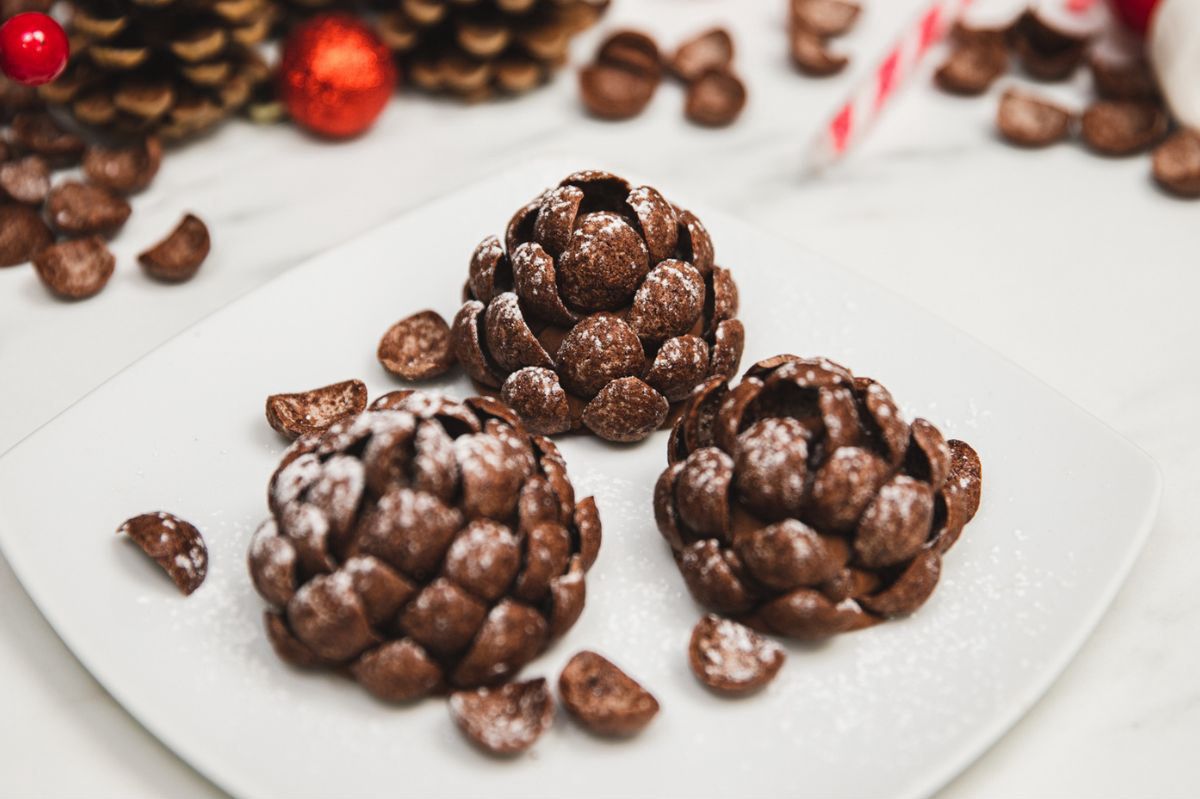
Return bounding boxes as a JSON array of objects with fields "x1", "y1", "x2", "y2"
[
  {"x1": 41, "y1": 0, "x2": 274, "y2": 139},
  {"x1": 377, "y1": 0, "x2": 609, "y2": 100},
  {"x1": 454, "y1": 170, "x2": 744, "y2": 443},
  {"x1": 249, "y1": 390, "x2": 600, "y2": 701},
  {"x1": 655, "y1": 355, "x2": 982, "y2": 639}
]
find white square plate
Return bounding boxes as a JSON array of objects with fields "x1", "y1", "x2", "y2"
[{"x1": 0, "y1": 161, "x2": 1160, "y2": 799}]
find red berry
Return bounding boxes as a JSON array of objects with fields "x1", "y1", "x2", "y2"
[{"x1": 0, "y1": 12, "x2": 69, "y2": 87}]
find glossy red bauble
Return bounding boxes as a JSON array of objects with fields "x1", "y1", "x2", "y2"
[{"x1": 279, "y1": 14, "x2": 397, "y2": 139}]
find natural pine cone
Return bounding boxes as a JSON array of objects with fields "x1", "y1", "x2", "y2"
[
  {"x1": 655, "y1": 355, "x2": 982, "y2": 639},
  {"x1": 377, "y1": 0, "x2": 609, "y2": 100},
  {"x1": 1, "y1": 0, "x2": 52, "y2": 16},
  {"x1": 452, "y1": 169, "x2": 744, "y2": 443},
  {"x1": 1, "y1": 74, "x2": 43, "y2": 121},
  {"x1": 39, "y1": 0, "x2": 275, "y2": 139},
  {"x1": 248, "y1": 390, "x2": 601, "y2": 701}
]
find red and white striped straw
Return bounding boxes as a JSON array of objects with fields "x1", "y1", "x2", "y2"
[
  {"x1": 804, "y1": 0, "x2": 973, "y2": 172},
  {"x1": 804, "y1": 0, "x2": 1107, "y2": 172}
]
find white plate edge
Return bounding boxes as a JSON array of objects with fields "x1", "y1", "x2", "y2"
[{"x1": 0, "y1": 157, "x2": 1168, "y2": 799}]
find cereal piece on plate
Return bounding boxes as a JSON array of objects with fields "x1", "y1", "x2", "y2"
[
  {"x1": 449, "y1": 678, "x2": 554, "y2": 755},
  {"x1": 559, "y1": 650, "x2": 659, "y2": 736},
  {"x1": 688, "y1": 614, "x2": 785, "y2": 696},
  {"x1": 118, "y1": 511, "x2": 208, "y2": 595}
]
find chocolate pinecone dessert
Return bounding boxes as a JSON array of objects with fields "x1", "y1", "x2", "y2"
[
  {"x1": 655, "y1": 355, "x2": 982, "y2": 639},
  {"x1": 249, "y1": 390, "x2": 600, "y2": 701},
  {"x1": 452, "y1": 169, "x2": 744, "y2": 443}
]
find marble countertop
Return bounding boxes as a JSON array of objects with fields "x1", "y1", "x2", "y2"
[{"x1": 1, "y1": 0, "x2": 1196, "y2": 796}]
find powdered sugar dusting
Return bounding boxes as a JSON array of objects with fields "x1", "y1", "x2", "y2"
[
  {"x1": 874, "y1": 475, "x2": 923, "y2": 522},
  {"x1": 270, "y1": 453, "x2": 321, "y2": 510},
  {"x1": 737, "y1": 418, "x2": 809, "y2": 504},
  {"x1": 413, "y1": 419, "x2": 457, "y2": 488},
  {"x1": 682, "y1": 447, "x2": 735, "y2": 498},
  {"x1": 628, "y1": 259, "x2": 705, "y2": 339},
  {"x1": 281, "y1": 502, "x2": 329, "y2": 553},
  {"x1": 700, "y1": 616, "x2": 784, "y2": 683},
  {"x1": 681, "y1": 540, "x2": 726, "y2": 580},
  {"x1": 626, "y1": 186, "x2": 658, "y2": 219},
  {"x1": 446, "y1": 521, "x2": 516, "y2": 583},
  {"x1": 249, "y1": 518, "x2": 295, "y2": 573},
  {"x1": 173, "y1": 547, "x2": 204, "y2": 579},
  {"x1": 449, "y1": 680, "x2": 553, "y2": 754},
  {"x1": 309, "y1": 455, "x2": 365, "y2": 523},
  {"x1": 454, "y1": 433, "x2": 512, "y2": 484}
]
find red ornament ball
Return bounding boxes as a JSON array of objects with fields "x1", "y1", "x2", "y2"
[
  {"x1": 1109, "y1": 0, "x2": 1160, "y2": 34},
  {"x1": 279, "y1": 14, "x2": 397, "y2": 139},
  {"x1": 0, "y1": 12, "x2": 69, "y2": 87}
]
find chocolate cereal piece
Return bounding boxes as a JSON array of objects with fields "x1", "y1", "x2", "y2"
[
  {"x1": 645, "y1": 335, "x2": 710, "y2": 402},
  {"x1": 557, "y1": 214, "x2": 649, "y2": 311},
  {"x1": 32, "y1": 237, "x2": 115, "y2": 299},
  {"x1": 138, "y1": 213, "x2": 210, "y2": 282},
  {"x1": 0, "y1": 155, "x2": 50, "y2": 204},
  {"x1": 46, "y1": 181, "x2": 132, "y2": 237},
  {"x1": 859, "y1": 548, "x2": 941, "y2": 617},
  {"x1": 628, "y1": 260, "x2": 705, "y2": 342},
  {"x1": 501, "y1": 366, "x2": 573, "y2": 436},
  {"x1": 934, "y1": 438, "x2": 983, "y2": 553},
  {"x1": 792, "y1": 0, "x2": 861, "y2": 36},
  {"x1": 1152, "y1": 129, "x2": 1200, "y2": 198},
  {"x1": 790, "y1": 28, "x2": 848, "y2": 77},
  {"x1": 558, "y1": 651, "x2": 659, "y2": 736},
  {"x1": 9, "y1": 111, "x2": 85, "y2": 165},
  {"x1": 935, "y1": 43, "x2": 1008, "y2": 96},
  {"x1": 596, "y1": 29, "x2": 662, "y2": 81},
  {"x1": 688, "y1": 614, "x2": 785, "y2": 696},
  {"x1": 83, "y1": 136, "x2": 163, "y2": 194},
  {"x1": 996, "y1": 89, "x2": 1072, "y2": 148},
  {"x1": 118, "y1": 511, "x2": 208, "y2": 595},
  {"x1": 263, "y1": 610, "x2": 324, "y2": 668},
  {"x1": 449, "y1": 678, "x2": 555, "y2": 755},
  {"x1": 265, "y1": 379, "x2": 368, "y2": 439},
  {"x1": 1089, "y1": 55, "x2": 1158, "y2": 102},
  {"x1": 952, "y1": 18, "x2": 1016, "y2": 49},
  {"x1": 1012, "y1": 10, "x2": 1088, "y2": 81},
  {"x1": 451, "y1": 300, "x2": 504, "y2": 388},
  {"x1": 1080, "y1": 100, "x2": 1169, "y2": 156},
  {"x1": 670, "y1": 28, "x2": 734, "y2": 83},
  {"x1": 377, "y1": 309, "x2": 456, "y2": 381},
  {"x1": 557, "y1": 313, "x2": 646, "y2": 396},
  {"x1": 352, "y1": 639, "x2": 443, "y2": 701},
  {"x1": 685, "y1": 69, "x2": 747, "y2": 128},
  {"x1": 0, "y1": 204, "x2": 53, "y2": 267},
  {"x1": 709, "y1": 318, "x2": 745, "y2": 380},
  {"x1": 580, "y1": 62, "x2": 657, "y2": 121},
  {"x1": 485, "y1": 292, "x2": 555, "y2": 371},
  {"x1": 581, "y1": 30, "x2": 661, "y2": 121},
  {"x1": 582, "y1": 376, "x2": 669, "y2": 442},
  {"x1": 287, "y1": 571, "x2": 379, "y2": 661}
]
